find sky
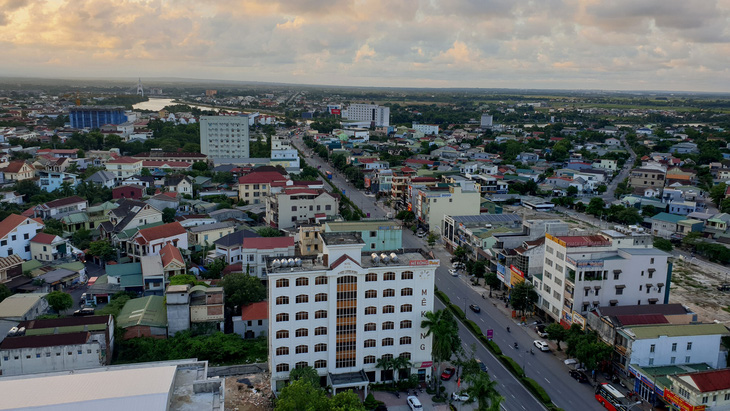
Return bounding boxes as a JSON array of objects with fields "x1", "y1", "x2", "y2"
[{"x1": 1, "y1": 0, "x2": 730, "y2": 92}]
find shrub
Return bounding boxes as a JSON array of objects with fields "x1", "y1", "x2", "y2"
[
  {"x1": 464, "y1": 319, "x2": 482, "y2": 336},
  {"x1": 435, "y1": 290, "x2": 450, "y2": 304},
  {"x1": 363, "y1": 393, "x2": 380, "y2": 409},
  {"x1": 499, "y1": 355, "x2": 524, "y2": 377},
  {"x1": 486, "y1": 340, "x2": 502, "y2": 355},
  {"x1": 522, "y1": 377, "x2": 552, "y2": 404},
  {"x1": 448, "y1": 304, "x2": 466, "y2": 320},
  {"x1": 432, "y1": 395, "x2": 447, "y2": 403}
]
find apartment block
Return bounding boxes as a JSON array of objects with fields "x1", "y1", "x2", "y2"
[
  {"x1": 200, "y1": 115, "x2": 250, "y2": 159},
  {"x1": 630, "y1": 168, "x2": 666, "y2": 188},
  {"x1": 266, "y1": 188, "x2": 339, "y2": 229},
  {"x1": 342, "y1": 104, "x2": 390, "y2": 127},
  {"x1": 414, "y1": 185, "x2": 480, "y2": 231}
]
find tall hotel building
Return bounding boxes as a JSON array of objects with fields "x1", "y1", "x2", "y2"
[
  {"x1": 342, "y1": 104, "x2": 390, "y2": 127},
  {"x1": 200, "y1": 115, "x2": 250, "y2": 159},
  {"x1": 267, "y1": 233, "x2": 437, "y2": 393}
]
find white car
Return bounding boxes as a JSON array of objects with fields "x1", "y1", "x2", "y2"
[
  {"x1": 533, "y1": 340, "x2": 550, "y2": 352},
  {"x1": 407, "y1": 396, "x2": 422, "y2": 410},
  {"x1": 448, "y1": 269, "x2": 458, "y2": 276},
  {"x1": 452, "y1": 391, "x2": 470, "y2": 402}
]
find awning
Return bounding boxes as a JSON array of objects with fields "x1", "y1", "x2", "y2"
[
  {"x1": 648, "y1": 268, "x2": 656, "y2": 273},
  {"x1": 613, "y1": 269, "x2": 622, "y2": 274},
  {"x1": 615, "y1": 285, "x2": 626, "y2": 289},
  {"x1": 416, "y1": 361, "x2": 433, "y2": 368},
  {"x1": 646, "y1": 284, "x2": 653, "y2": 288},
  {"x1": 658, "y1": 283, "x2": 665, "y2": 287},
  {"x1": 584, "y1": 286, "x2": 592, "y2": 290},
  {"x1": 648, "y1": 298, "x2": 659, "y2": 302},
  {"x1": 593, "y1": 285, "x2": 601, "y2": 290},
  {"x1": 610, "y1": 300, "x2": 618, "y2": 304}
]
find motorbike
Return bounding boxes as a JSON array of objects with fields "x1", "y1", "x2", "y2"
[
  {"x1": 506, "y1": 326, "x2": 510, "y2": 333},
  {"x1": 514, "y1": 342, "x2": 519, "y2": 349}
]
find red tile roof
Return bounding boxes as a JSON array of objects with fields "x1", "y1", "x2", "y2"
[
  {"x1": 615, "y1": 314, "x2": 669, "y2": 326},
  {"x1": 330, "y1": 254, "x2": 361, "y2": 269},
  {"x1": 142, "y1": 160, "x2": 191, "y2": 168},
  {"x1": 107, "y1": 157, "x2": 141, "y2": 164},
  {"x1": 241, "y1": 301, "x2": 268, "y2": 321},
  {"x1": 160, "y1": 243, "x2": 184, "y2": 268},
  {"x1": 136, "y1": 222, "x2": 186, "y2": 244},
  {"x1": 3, "y1": 160, "x2": 29, "y2": 173},
  {"x1": 30, "y1": 232, "x2": 60, "y2": 245},
  {"x1": 0, "y1": 332, "x2": 90, "y2": 349},
  {"x1": 43, "y1": 196, "x2": 86, "y2": 209},
  {"x1": 238, "y1": 171, "x2": 289, "y2": 185},
  {"x1": 554, "y1": 235, "x2": 611, "y2": 247},
  {"x1": 241, "y1": 236, "x2": 294, "y2": 249},
  {"x1": 0, "y1": 214, "x2": 42, "y2": 240},
  {"x1": 686, "y1": 369, "x2": 730, "y2": 393}
]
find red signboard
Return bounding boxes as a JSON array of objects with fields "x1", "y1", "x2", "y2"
[{"x1": 331, "y1": 109, "x2": 341, "y2": 115}]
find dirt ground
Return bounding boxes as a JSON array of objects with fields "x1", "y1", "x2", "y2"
[
  {"x1": 668, "y1": 259, "x2": 730, "y2": 324},
  {"x1": 224, "y1": 373, "x2": 274, "y2": 411}
]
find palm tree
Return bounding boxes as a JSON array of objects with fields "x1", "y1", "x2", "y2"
[
  {"x1": 421, "y1": 309, "x2": 460, "y2": 398},
  {"x1": 464, "y1": 372, "x2": 503, "y2": 411},
  {"x1": 375, "y1": 356, "x2": 394, "y2": 384},
  {"x1": 391, "y1": 356, "x2": 412, "y2": 385}
]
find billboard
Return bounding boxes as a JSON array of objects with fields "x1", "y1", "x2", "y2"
[{"x1": 330, "y1": 109, "x2": 341, "y2": 115}]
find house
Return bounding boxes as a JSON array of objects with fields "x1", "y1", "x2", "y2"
[
  {"x1": 0, "y1": 191, "x2": 23, "y2": 205},
  {"x1": 667, "y1": 201, "x2": 697, "y2": 216},
  {"x1": 34, "y1": 196, "x2": 88, "y2": 220},
  {"x1": 146, "y1": 192, "x2": 180, "y2": 213},
  {"x1": 1, "y1": 161, "x2": 34, "y2": 182},
  {"x1": 266, "y1": 188, "x2": 339, "y2": 229},
  {"x1": 669, "y1": 142, "x2": 699, "y2": 154},
  {"x1": 237, "y1": 171, "x2": 289, "y2": 205},
  {"x1": 139, "y1": 255, "x2": 167, "y2": 296},
  {"x1": 117, "y1": 295, "x2": 167, "y2": 339},
  {"x1": 233, "y1": 301, "x2": 268, "y2": 339},
  {"x1": 163, "y1": 175, "x2": 193, "y2": 195},
  {"x1": 665, "y1": 369, "x2": 730, "y2": 411},
  {"x1": 0, "y1": 332, "x2": 105, "y2": 376},
  {"x1": 105, "y1": 157, "x2": 143, "y2": 181},
  {"x1": 30, "y1": 233, "x2": 71, "y2": 262},
  {"x1": 85, "y1": 170, "x2": 117, "y2": 189},
  {"x1": 128, "y1": 222, "x2": 188, "y2": 260},
  {"x1": 37, "y1": 170, "x2": 79, "y2": 192},
  {"x1": 592, "y1": 159, "x2": 618, "y2": 172},
  {"x1": 174, "y1": 214, "x2": 216, "y2": 228},
  {"x1": 0, "y1": 214, "x2": 45, "y2": 260},
  {"x1": 165, "y1": 284, "x2": 224, "y2": 335},
  {"x1": 211, "y1": 230, "x2": 294, "y2": 278},
  {"x1": 188, "y1": 221, "x2": 236, "y2": 247},
  {"x1": 160, "y1": 243, "x2": 185, "y2": 278},
  {"x1": 0, "y1": 255, "x2": 24, "y2": 290},
  {"x1": 112, "y1": 184, "x2": 144, "y2": 200},
  {"x1": 630, "y1": 168, "x2": 666, "y2": 188},
  {"x1": 0, "y1": 294, "x2": 49, "y2": 329},
  {"x1": 105, "y1": 263, "x2": 143, "y2": 294},
  {"x1": 651, "y1": 213, "x2": 687, "y2": 239},
  {"x1": 60, "y1": 201, "x2": 118, "y2": 235},
  {"x1": 604, "y1": 137, "x2": 621, "y2": 145},
  {"x1": 99, "y1": 199, "x2": 163, "y2": 242}
]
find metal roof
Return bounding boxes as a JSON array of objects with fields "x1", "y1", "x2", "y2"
[{"x1": 450, "y1": 214, "x2": 522, "y2": 224}]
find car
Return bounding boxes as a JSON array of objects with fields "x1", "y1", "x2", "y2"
[
  {"x1": 416, "y1": 231, "x2": 427, "y2": 238},
  {"x1": 440, "y1": 367, "x2": 456, "y2": 380},
  {"x1": 452, "y1": 391, "x2": 470, "y2": 402},
  {"x1": 535, "y1": 324, "x2": 548, "y2": 338},
  {"x1": 469, "y1": 304, "x2": 481, "y2": 313},
  {"x1": 407, "y1": 396, "x2": 422, "y2": 410},
  {"x1": 533, "y1": 340, "x2": 550, "y2": 351},
  {"x1": 476, "y1": 359, "x2": 487, "y2": 372},
  {"x1": 452, "y1": 262, "x2": 465, "y2": 269},
  {"x1": 448, "y1": 269, "x2": 458, "y2": 276},
  {"x1": 73, "y1": 308, "x2": 95, "y2": 316},
  {"x1": 569, "y1": 369, "x2": 589, "y2": 383}
]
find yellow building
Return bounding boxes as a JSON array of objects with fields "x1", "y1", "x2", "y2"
[{"x1": 187, "y1": 221, "x2": 236, "y2": 247}]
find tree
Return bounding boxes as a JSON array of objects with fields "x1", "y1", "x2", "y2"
[
  {"x1": 484, "y1": 272, "x2": 502, "y2": 297},
  {"x1": 256, "y1": 227, "x2": 283, "y2": 237},
  {"x1": 0, "y1": 284, "x2": 11, "y2": 304},
  {"x1": 219, "y1": 272, "x2": 265, "y2": 312},
  {"x1": 192, "y1": 161, "x2": 208, "y2": 172},
  {"x1": 395, "y1": 210, "x2": 415, "y2": 222},
  {"x1": 464, "y1": 371, "x2": 503, "y2": 411},
  {"x1": 653, "y1": 237, "x2": 673, "y2": 252},
  {"x1": 596, "y1": 184, "x2": 607, "y2": 194},
  {"x1": 566, "y1": 186, "x2": 578, "y2": 197},
  {"x1": 509, "y1": 281, "x2": 538, "y2": 316},
  {"x1": 427, "y1": 232, "x2": 438, "y2": 247},
  {"x1": 45, "y1": 291, "x2": 73, "y2": 313},
  {"x1": 721, "y1": 198, "x2": 730, "y2": 213},
  {"x1": 70, "y1": 229, "x2": 92, "y2": 250},
  {"x1": 162, "y1": 207, "x2": 177, "y2": 223},
  {"x1": 375, "y1": 356, "x2": 395, "y2": 384},
  {"x1": 710, "y1": 183, "x2": 728, "y2": 207},
  {"x1": 203, "y1": 258, "x2": 227, "y2": 279},
  {"x1": 469, "y1": 261, "x2": 487, "y2": 285},
  {"x1": 586, "y1": 197, "x2": 606, "y2": 217},
  {"x1": 289, "y1": 365, "x2": 320, "y2": 387},
  {"x1": 43, "y1": 218, "x2": 64, "y2": 236},
  {"x1": 453, "y1": 246, "x2": 468, "y2": 264},
  {"x1": 87, "y1": 240, "x2": 115, "y2": 261},
  {"x1": 275, "y1": 379, "x2": 329, "y2": 411},
  {"x1": 545, "y1": 323, "x2": 568, "y2": 351},
  {"x1": 169, "y1": 274, "x2": 208, "y2": 287},
  {"x1": 391, "y1": 355, "x2": 412, "y2": 384},
  {"x1": 421, "y1": 309, "x2": 460, "y2": 397},
  {"x1": 141, "y1": 168, "x2": 152, "y2": 176},
  {"x1": 642, "y1": 205, "x2": 658, "y2": 218}
]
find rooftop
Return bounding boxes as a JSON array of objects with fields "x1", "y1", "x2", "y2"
[
  {"x1": 0, "y1": 293, "x2": 48, "y2": 318},
  {"x1": 0, "y1": 331, "x2": 90, "y2": 349},
  {"x1": 117, "y1": 295, "x2": 167, "y2": 328},
  {"x1": 321, "y1": 232, "x2": 364, "y2": 246},
  {"x1": 550, "y1": 234, "x2": 611, "y2": 247},
  {"x1": 681, "y1": 369, "x2": 730, "y2": 393},
  {"x1": 241, "y1": 301, "x2": 268, "y2": 321},
  {"x1": 625, "y1": 323, "x2": 729, "y2": 340},
  {"x1": 324, "y1": 219, "x2": 401, "y2": 232}
]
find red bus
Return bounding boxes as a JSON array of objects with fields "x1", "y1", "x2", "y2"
[{"x1": 595, "y1": 383, "x2": 627, "y2": 411}]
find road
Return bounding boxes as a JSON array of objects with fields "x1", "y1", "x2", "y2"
[
  {"x1": 292, "y1": 135, "x2": 606, "y2": 411},
  {"x1": 600, "y1": 133, "x2": 636, "y2": 202}
]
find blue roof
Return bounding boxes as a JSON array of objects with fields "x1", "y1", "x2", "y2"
[{"x1": 651, "y1": 212, "x2": 686, "y2": 224}]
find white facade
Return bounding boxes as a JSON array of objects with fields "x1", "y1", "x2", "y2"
[
  {"x1": 0, "y1": 339, "x2": 103, "y2": 376},
  {"x1": 266, "y1": 189, "x2": 339, "y2": 229},
  {"x1": 342, "y1": 104, "x2": 390, "y2": 127},
  {"x1": 0, "y1": 216, "x2": 44, "y2": 260},
  {"x1": 620, "y1": 324, "x2": 729, "y2": 369},
  {"x1": 267, "y1": 233, "x2": 436, "y2": 393},
  {"x1": 200, "y1": 115, "x2": 250, "y2": 159},
  {"x1": 412, "y1": 123, "x2": 439, "y2": 136},
  {"x1": 480, "y1": 114, "x2": 493, "y2": 127}
]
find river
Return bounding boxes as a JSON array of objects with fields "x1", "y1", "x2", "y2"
[{"x1": 132, "y1": 98, "x2": 235, "y2": 113}]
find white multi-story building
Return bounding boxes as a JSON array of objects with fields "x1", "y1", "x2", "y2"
[
  {"x1": 412, "y1": 123, "x2": 439, "y2": 136},
  {"x1": 267, "y1": 233, "x2": 437, "y2": 394},
  {"x1": 0, "y1": 214, "x2": 45, "y2": 260},
  {"x1": 212, "y1": 231, "x2": 295, "y2": 278},
  {"x1": 342, "y1": 104, "x2": 390, "y2": 127},
  {"x1": 480, "y1": 114, "x2": 493, "y2": 128},
  {"x1": 538, "y1": 230, "x2": 667, "y2": 326},
  {"x1": 105, "y1": 157, "x2": 143, "y2": 181},
  {"x1": 266, "y1": 188, "x2": 339, "y2": 229},
  {"x1": 0, "y1": 332, "x2": 105, "y2": 376},
  {"x1": 200, "y1": 115, "x2": 250, "y2": 159}
]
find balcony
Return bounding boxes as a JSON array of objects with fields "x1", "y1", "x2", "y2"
[
  {"x1": 567, "y1": 269, "x2": 576, "y2": 283},
  {"x1": 583, "y1": 270, "x2": 604, "y2": 282}
]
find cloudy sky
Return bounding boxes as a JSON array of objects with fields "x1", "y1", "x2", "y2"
[{"x1": 1, "y1": 0, "x2": 729, "y2": 92}]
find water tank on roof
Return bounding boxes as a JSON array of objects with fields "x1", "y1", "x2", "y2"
[
  {"x1": 295, "y1": 258, "x2": 302, "y2": 267},
  {"x1": 273, "y1": 259, "x2": 281, "y2": 268},
  {"x1": 371, "y1": 253, "x2": 379, "y2": 264},
  {"x1": 390, "y1": 253, "x2": 398, "y2": 262},
  {"x1": 380, "y1": 253, "x2": 389, "y2": 264},
  {"x1": 288, "y1": 258, "x2": 295, "y2": 267}
]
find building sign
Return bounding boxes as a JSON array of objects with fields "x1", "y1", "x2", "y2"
[
  {"x1": 665, "y1": 389, "x2": 704, "y2": 411},
  {"x1": 562, "y1": 309, "x2": 573, "y2": 324},
  {"x1": 409, "y1": 260, "x2": 440, "y2": 267},
  {"x1": 416, "y1": 361, "x2": 433, "y2": 368},
  {"x1": 486, "y1": 329, "x2": 494, "y2": 339},
  {"x1": 496, "y1": 264, "x2": 506, "y2": 283},
  {"x1": 510, "y1": 265, "x2": 525, "y2": 288},
  {"x1": 545, "y1": 233, "x2": 566, "y2": 247},
  {"x1": 572, "y1": 312, "x2": 586, "y2": 330},
  {"x1": 330, "y1": 109, "x2": 341, "y2": 115},
  {"x1": 565, "y1": 256, "x2": 604, "y2": 268}
]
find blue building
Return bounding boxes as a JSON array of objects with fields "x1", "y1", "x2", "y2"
[
  {"x1": 323, "y1": 220, "x2": 402, "y2": 252},
  {"x1": 38, "y1": 171, "x2": 79, "y2": 192},
  {"x1": 69, "y1": 106, "x2": 127, "y2": 129}
]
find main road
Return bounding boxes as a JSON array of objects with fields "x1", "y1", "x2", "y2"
[{"x1": 292, "y1": 135, "x2": 605, "y2": 411}]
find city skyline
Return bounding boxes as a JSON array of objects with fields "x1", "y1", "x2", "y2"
[{"x1": 0, "y1": 0, "x2": 729, "y2": 92}]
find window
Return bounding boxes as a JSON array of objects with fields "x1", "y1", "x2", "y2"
[
  {"x1": 400, "y1": 336, "x2": 412, "y2": 345},
  {"x1": 400, "y1": 352, "x2": 411, "y2": 360},
  {"x1": 364, "y1": 339, "x2": 376, "y2": 348},
  {"x1": 276, "y1": 347, "x2": 289, "y2": 356},
  {"x1": 401, "y1": 320, "x2": 412, "y2": 329},
  {"x1": 382, "y1": 338, "x2": 394, "y2": 346},
  {"x1": 295, "y1": 345, "x2": 308, "y2": 354},
  {"x1": 325, "y1": 205, "x2": 331, "y2": 211},
  {"x1": 276, "y1": 313, "x2": 289, "y2": 322},
  {"x1": 276, "y1": 363, "x2": 289, "y2": 372},
  {"x1": 401, "y1": 288, "x2": 413, "y2": 296},
  {"x1": 650, "y1": 344, "x2": 655, "y2": 353},
  {"x1": 382, "y1": 321, "x2": 394, "y2": 330},
  {"x1": 687, "y1": 342, "x2": 693, "y2": 350},
  {"x1": 315, "y1": 343, "x2": 327, "y2": 352},
  {"x1": 276, "y1": 330, "x2": 289, "y2": 339},
  {"x1": 365, "y1": 306, "x2": 377, "y2": 315},
  {"x1": 616, "y1": 288, "x2": 623, "y2": 295},
  {"x1": 649, "y1": 358, "x2": 654, "y2": 365},
  {"x1": 296, "y1": 277, "x2": 309, "y2": 286},
  {"x1": 315, "y1": 293, "x2": 327, "y2": 302},
  {"x1": 685, "y1": 356, "x2": 691, "y2": 363},
  {"x1": 276, "y1": 279, "x2": 289, "y2": 288},
  {"x1": 672, "y1": 343, "x2": 677, "y2": 352},
  {"x1": 401, "y1": 271, "x2": 414, "y2": 280},
  {"x1": 314, "y1": 327, "x2": 327, "y2": 335},
  {"x1": 670, "y1": 357, "x2": 676, "y2": 364},
  {"x1": 315, "y1": 276, "x2": 328, "y2": 285},
  {"x1": 366, "y1": 273, "x2": 377, "y2": 282},
  {"x1": 724, "y1": 394, "x2": 730, "y2": 401},
  {"x1": 296, "y1": 328, "x2": 308, "y2": 337},
  {"x1": 296, "y1": 312, "x2": 308, "y2": 321},
  {"x1": 291, "y1": 206, "x2": 297, "y2": 211},
  {"x1": 276, "y1": 296, "x2": 289, "y2": 305},
  {"x1": 383, "y1": 289, "x2": 395, "y2": 297},
  {"x1": 364, "y1": 355, "x2": 376, "y2": 364},
  {"x1": 401, "y1": 304, "x2": 413, "y2": 313},
  {"x1": 296, "y1": 295, "x2": 309, "y2": 304},
  {"x1": 702, "y1": 396, "x2": 708, "y2": 404},
  {"x1": 314, "y1": 359, "x2": 326, "y2": 368},
  {"x1": 315, "y1": 310, "x2": 327, "y2": 319},
  {"x1": 383, "y1": 305, "x2": 395, "y2": 314},
  {"x1": 365, "y1": 323, "x2": 376, "y2": 331},
  {"x1": 365, "y1": 290, "x2": 377, "y2": 298},
  {"x1": 384, "y1": 272, "x2": 395, "y2": 281},
  {"x1": 295, "y1": 361, "x2": 308, "y2": 369}
]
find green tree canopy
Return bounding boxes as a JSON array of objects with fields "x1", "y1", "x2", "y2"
[
  {"x1": 510, "y1": 281, "x2": 538, "y2": 316},
  {"x1": 289, "y1": 365, "x2": 320, "y2": 387},
  {"x1": 87, "y1": 240, "x2": 115, "y2": 261},
  {"x1": 0, "y1": 284, "x2": 11, "y2": 304},
  {"x1": 256, "y1": 227, "x2": 284, "y2": 237},
  {"x1": 45, "y1": 291, "x2": 73, "y2": 313},
  {"x1": 464, "y1": 371, "x2": 503, "y2": 411},
  {"x1": 421, "y1": 309, "x2": 460, "y2": 397},
  {"x1": 545, "y1": 323, "x2": 568, "y2": 351},
  {"x1": 219, "y1": 272, "x2": 265, "y2": 312},
  {"x1": 162, "y1": 207, "x2": 177, "y2": 223},
  {"x1": 653, "y1": 237, "x2": 673, "y2": 252}
]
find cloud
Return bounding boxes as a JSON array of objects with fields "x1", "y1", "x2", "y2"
[{"x1": 0, "y1": 0, "x2": 728, "y2": 91}]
